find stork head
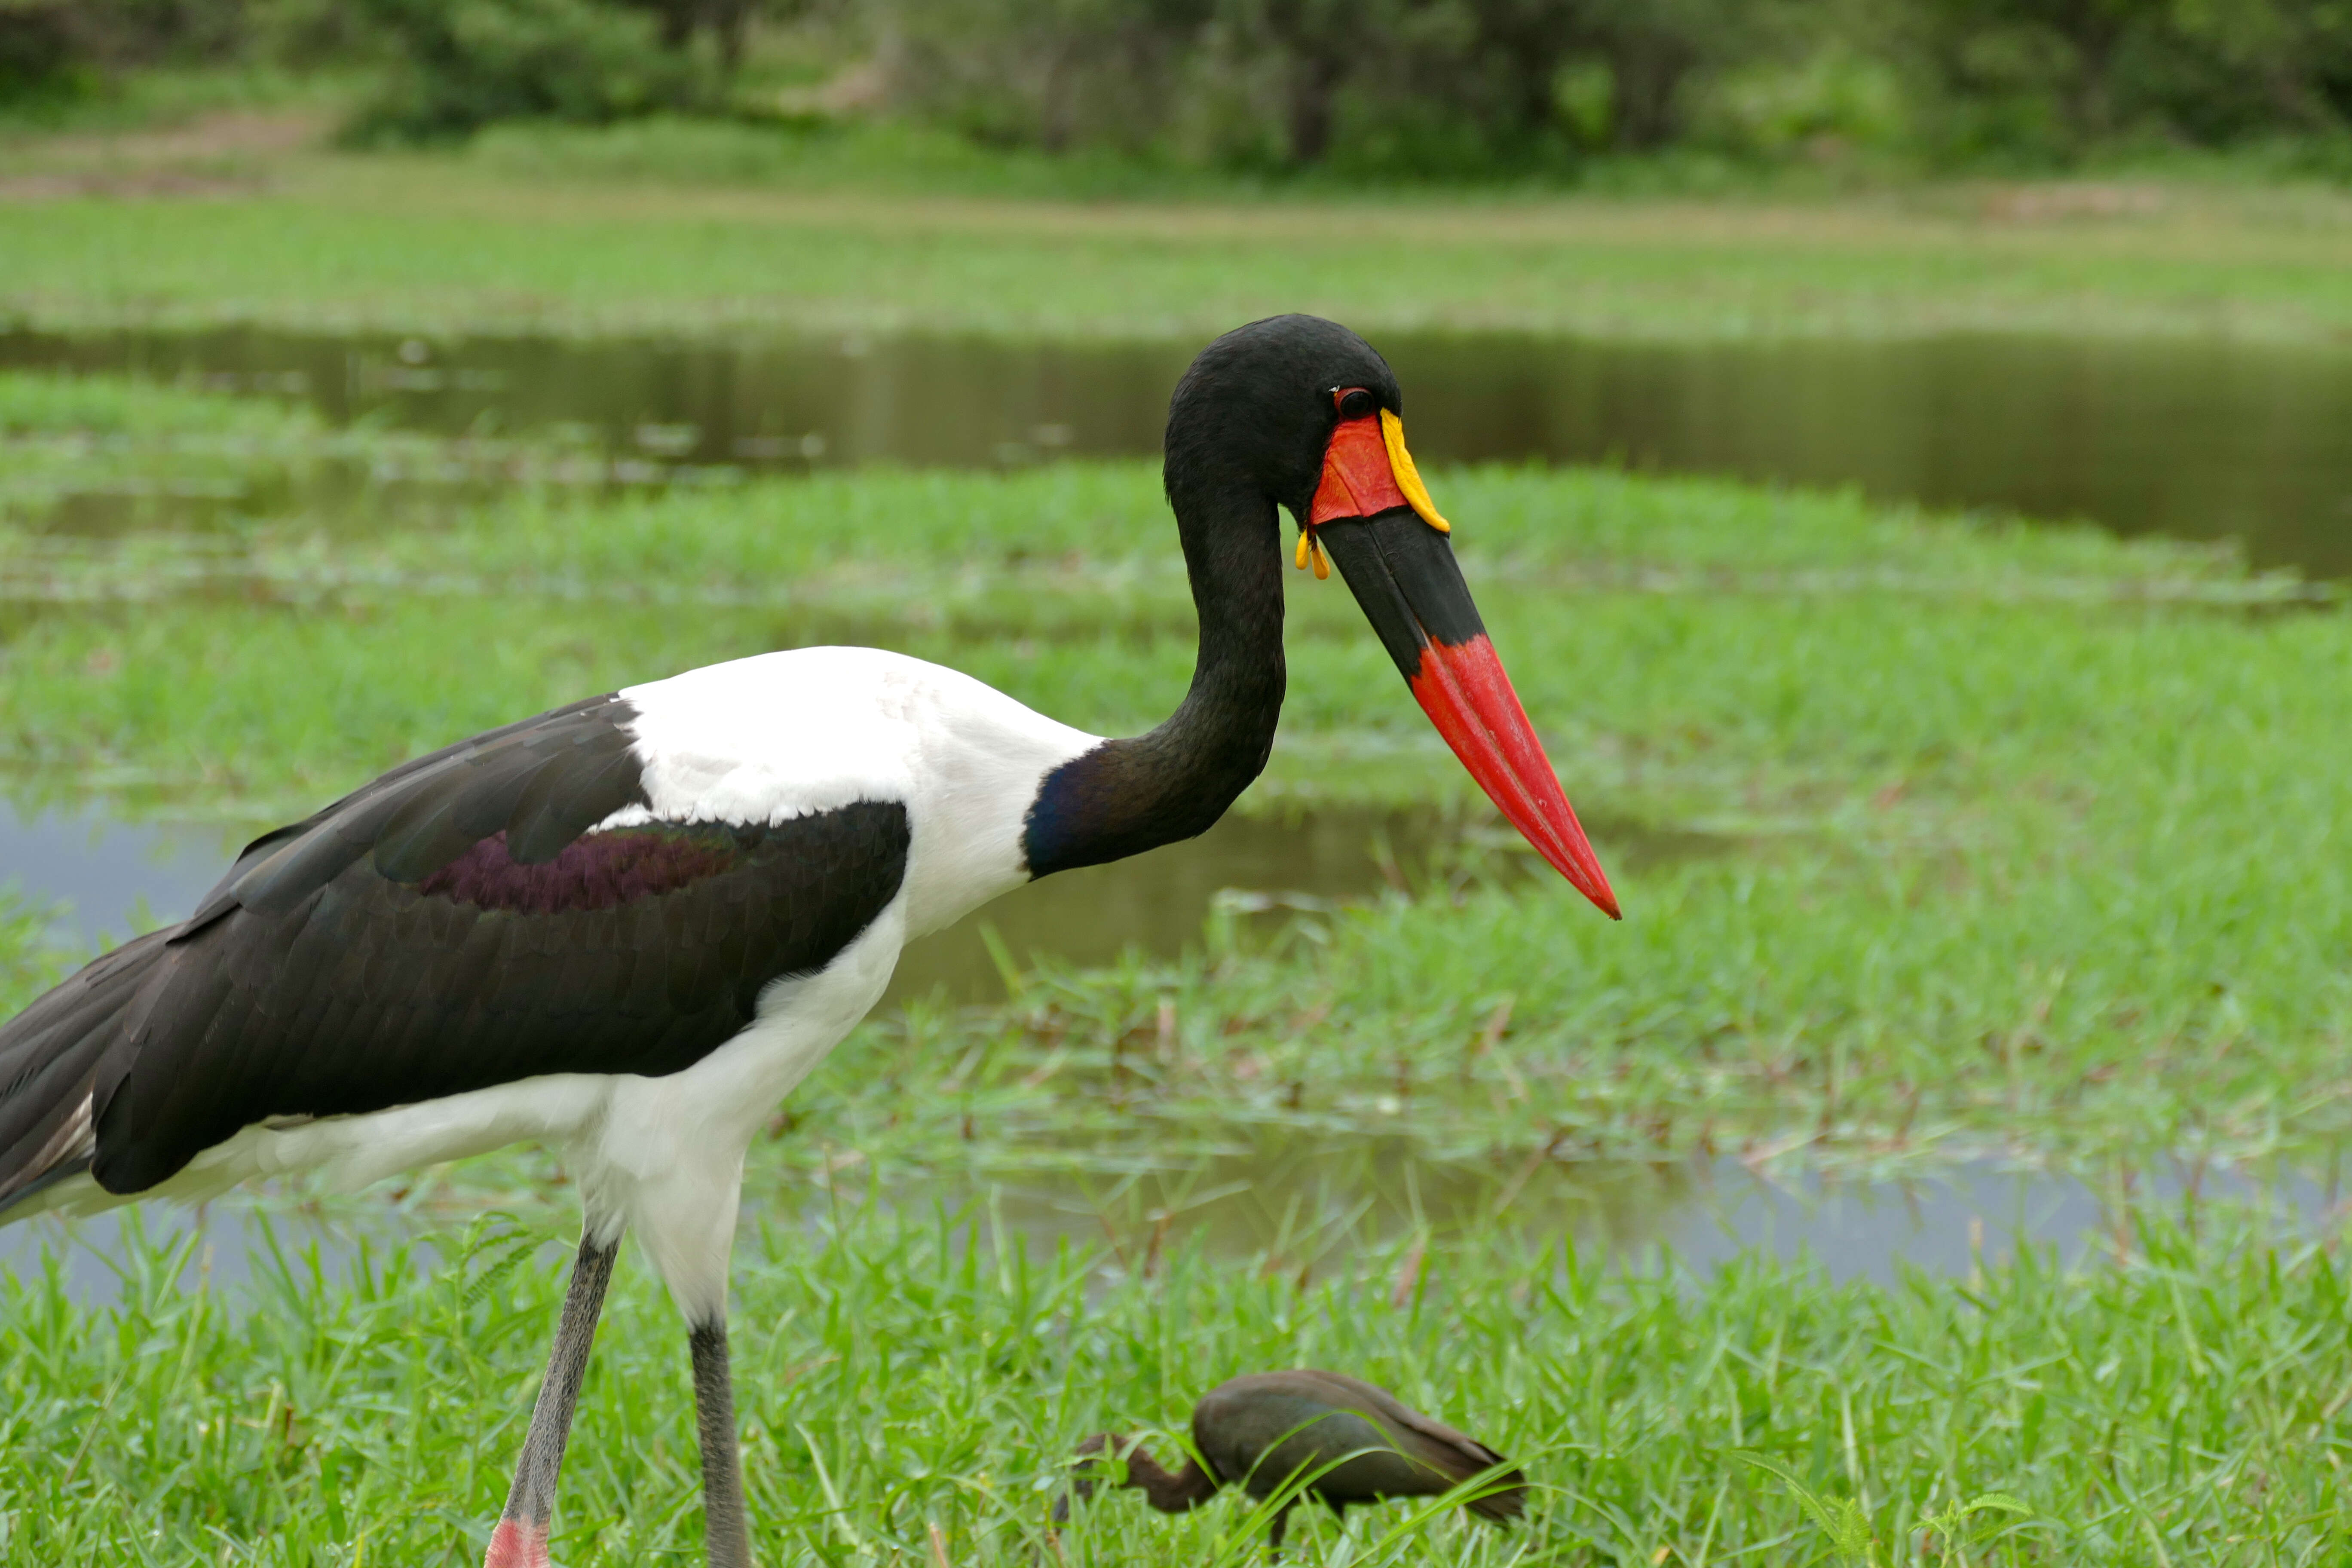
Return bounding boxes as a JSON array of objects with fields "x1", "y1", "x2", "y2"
[{"x1": 1164, "y1": 314, "x2": 1620, "y2": 920}]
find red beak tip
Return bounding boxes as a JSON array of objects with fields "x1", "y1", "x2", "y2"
[
  {"x1": 1406, "y1": 636, "x2": 1626, "y2": 924},
  {"x1": 1568, "y1": 865, "x2": 1621, "y2": 920}
]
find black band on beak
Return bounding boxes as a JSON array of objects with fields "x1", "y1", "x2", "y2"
[{"x1": 1315, "y1": 510, "x2": 1485, "y2": 680}]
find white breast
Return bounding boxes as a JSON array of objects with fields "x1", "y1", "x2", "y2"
[{"x1": 612, "y1": 645, "x2": 1101, "y2": 936}]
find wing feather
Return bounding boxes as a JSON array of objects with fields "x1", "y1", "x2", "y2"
[
  {"x1": 0, "y1": 694, "x2": 916, "y2": 1199},
  {"x1": 7, "y1": 674, "x2": 951, "y2": 1212}
]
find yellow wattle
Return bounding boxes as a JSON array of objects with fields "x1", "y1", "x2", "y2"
[
  {"x1": 1295, "y1": 529, "x2": 1329, "y2": 578},
  {"x1": 1380, "y1": 409, "x2": 1450, "y2": 534}
]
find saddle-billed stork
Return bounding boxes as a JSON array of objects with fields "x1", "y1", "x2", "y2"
[{"x1": 0, "y1": 315, "x2": 1615, "y2": 1568}]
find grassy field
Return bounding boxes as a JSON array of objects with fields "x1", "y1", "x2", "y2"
[
  {"x1": 6, "y1": 1193, "x2": 2347, "y2": 1565},
  {"x1": 3, "y1": 320, "x2": 2351, "y2": 1555},
  {"x1": 3, "y1": 368, "x2": 2347, "y2": 1169},
  {"x1": 6, "y1": 113, "x2": 2352, "y2": 342}
]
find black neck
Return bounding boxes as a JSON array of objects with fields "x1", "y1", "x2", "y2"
[
  {"x1": 1123, "y1": 1444, "x2": 1223, "y2": 1513},
  {"x1": 1023, "y1": 479, "x2": 1284, "y2": 879}
]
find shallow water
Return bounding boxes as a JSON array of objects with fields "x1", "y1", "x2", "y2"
[
  {"x1": 879, "y1": 807, "x2": 1718, "y2": 1004},
  {"x1": 944, "y1": 1134, "x2": 2337, "y2": 1287},
  {"x1": 6, "y1": 1140, "x2": 2331, "y2": 1309},
  {"x1": 0, "y1": 1198, "x2": 371, "y2": 1305},
  {"x1": 0, "y1": 806, "x2": 241, "y2": 948},
  {"x1": 8, "y1": 325, "x2": 2352, "y2": 575}
]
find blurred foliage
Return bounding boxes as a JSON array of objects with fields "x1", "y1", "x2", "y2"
[
  {"x1": 881, "y1": 0, "x2": 2352, "y2": 172},
  {"x1": 0, "y1": 0, "x2": 763, "y2": 139},
  {"x1": 341, "y1": 0, "x2": 715, "y2": 141},
  {"x1": 2, "y1": 0, "x2": 2350, "y2": 168},
  {"x1": 0, "y1": 0, "x2": 248, "y2": 110},
  {"x1": 877, "y1": 0, "x2": 1763, "y2": 171}
]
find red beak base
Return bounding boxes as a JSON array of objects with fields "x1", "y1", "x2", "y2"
[{"x1": 1312, "y1": 413, "x2": 1409, "y2": 525}]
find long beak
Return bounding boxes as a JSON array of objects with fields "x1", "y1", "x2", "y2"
[{"x1": 1310, "y1": 424, "x2": 1619, "y2": 919}]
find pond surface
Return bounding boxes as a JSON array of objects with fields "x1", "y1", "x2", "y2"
[
  {"x1": 950, "y1": 1134, "x2": 2334, "y2": 1287},
  {"x1": 5, "y1": 1139, "x2": 2330, "y2": 1308},
  {"x1": 0, "y1": 808, "x2": 240, "y2": 948},
  {"x1": 7, "y1": 325, "x2": 2351, "y2": 575}
]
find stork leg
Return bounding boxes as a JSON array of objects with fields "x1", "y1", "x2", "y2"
[
  {"x1": 484, "y1": 1233, "x2": 619, "y2": 1568},
  {"x1": 690, "y1": 1318, "x2": 754, "y2": 1568}
]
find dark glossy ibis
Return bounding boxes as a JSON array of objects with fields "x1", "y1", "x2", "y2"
[{"x1": 1055, "y1": 1369, "x2": 1527, "y2": 1548}]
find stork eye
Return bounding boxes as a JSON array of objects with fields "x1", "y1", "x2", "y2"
[{"x1": 1335, "y1": 388, "x2": 1377, "y2": 421}]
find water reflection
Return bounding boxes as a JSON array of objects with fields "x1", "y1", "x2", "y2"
[
  {"x1": 865, "y1": 1135, "x2": 2336, "y2": 1287},
  {"x1": 0, "y1": 806, "x2": 239, "y2": 948},
  {"x1": 7, "y1": 1139, "x2": 2332, "y2": 1309},
  {"x1": 888, "y1": 807, "x2": 1450, "y2": 1003},
  {"x1": 0, "y1": 1200, "x2": 365, "y2": 1306},
  {"x1": 7, "y1": 325, "x2": 2351, "y2": 574}
]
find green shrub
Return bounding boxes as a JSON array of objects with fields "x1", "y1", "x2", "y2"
[
  {"x1": 346, "y1": 0, "x2": 713, "y2": 142},
  {"x1": 870, "y1": 0, "x2": 2352, "y2": 174},
  {"x1": 0, "y1": 3, "x2": 85, "y2": 107},
  {"x1": 0, "y1": 0, "x2": 250, "y2": 112}
]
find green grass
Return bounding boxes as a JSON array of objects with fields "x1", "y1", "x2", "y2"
[
  {"x1": 0, "y1": 370, "x2": 331, "y2": 439},
  {"x1": 3, "y1": 405, "x2": 2348, "y2": 1161},
  {"x1": 466, "y1": 114, "x2": 1311, "y2": 202},
  {"x1": 0, "y1": 369, "x2": 331, "y2": 535},
  {"x1": 3, "y1": 1192, "x2": 2346, "y2": 1565},
  {"x1": 6, "y1": 117, "x2": 2352, "y2": 340},
  {"x1": 0, "y1": 66, "x2": 352, "y2": 142},
  {"x1": 7, "y1": 371, "x2": 2352, "y2": 1563},
  {"x1": 0, "y1": 367, "x2": 666, "y2": 546}
]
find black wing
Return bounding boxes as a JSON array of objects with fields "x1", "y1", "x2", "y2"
[
  {"x1": 0, "y1": 930, "x2": 174, "y2": 1212},
  {"x1": 0, "y1": 695, "x2": 911, "y2": 1206}
]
